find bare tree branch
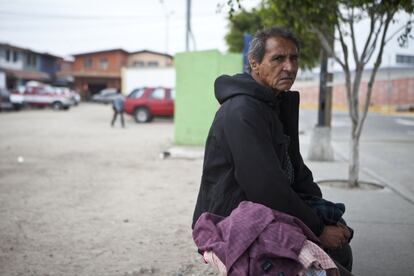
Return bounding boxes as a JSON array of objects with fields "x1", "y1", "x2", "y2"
[
  {"x1": 336, "y1": 22, "x2": 350, "y2": 72},
  {"x1": 385, "y1": 19, "x2": 414, "y2": 44},
  {"x1": 336, "y1": 20, "x2": 358, "y2": 125},
  {"x1": 349, "y1": 7, "x2": 360, "y2": 67},
  {"x1": 360, "y1": 10, "x2": 376, "y2": 64},
  {"x1": 364, "y1": 16, "x2": 385, "y2": 64},
  {"x1": 311, "y1": 26, "x2": 346, "y2": 69},
  {"x1": 357, "y1": 11, "x2": 394, "y2": 138}
]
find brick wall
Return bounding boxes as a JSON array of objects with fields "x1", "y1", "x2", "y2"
[{"x1": 296, "y1": 77, "x2": 414, "y2": 110}]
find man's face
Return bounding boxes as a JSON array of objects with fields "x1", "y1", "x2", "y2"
[{"x1": 250, "y1": 36, "x2": 299, "y2": 93}]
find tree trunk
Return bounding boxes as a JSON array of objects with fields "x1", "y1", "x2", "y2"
[{"x1": 348, "y1": 125, "x2": 360, "y2": 188}]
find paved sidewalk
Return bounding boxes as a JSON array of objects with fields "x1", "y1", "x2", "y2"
[{"x1": 301, "y1": 136, "x2": 414, "y2": 276}]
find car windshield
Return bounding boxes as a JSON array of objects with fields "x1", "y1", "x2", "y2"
[
  {"x1": 43, "y1": 86, "x2": 55, "y2": 93},
  {"x1": 149, "y1": 88, "x2": 165, "y2": 100},
  {"x1": 101, "y1": 88, "x2": 117, "y2": 95},
  {"x1": 128, "y1": 88, "x2": 144, "y2": 99}
]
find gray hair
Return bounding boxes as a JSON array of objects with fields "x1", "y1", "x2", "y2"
[{"x1": 247, "y1": 27, "x2": 300, "y2": 66}]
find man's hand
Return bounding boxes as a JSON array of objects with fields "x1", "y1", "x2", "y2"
[{"x1": 318, "y1": 225, "x2": 351, "y2": 249}]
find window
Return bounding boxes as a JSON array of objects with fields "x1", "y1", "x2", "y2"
[
  {"x1": 169, "y1": 88, "x2": 175, "y2": 99},
  {"x1": 32, "y1": 55, "x2": 37, "y2": 66},
  {"x1": 396, "y1": 54, "x2": 414, "y2": 65},
  {"x1": 99, "y1": 58, "x2": 108, "y2": 70},
  {"x1": 132, "y1": 61, "x2": 145, "y2": 67},
  {"x1": 100, "y1": 88, "x2": 118, "y2": 95},
  {"x1": 147, "y1": 61, "x2": 159, "y2": 67},
  {"x1": 6, "y1": 49, "x2": 10, "y2": 61},
  {"x1": 38, "y1": 86, "x2": 52, "y2": 95},
  {"x1": 149, "y1": 88, "x2": 165, "y2": 100},
  {"x1": 13, "y1": 51, "x2": 18, "y2": 62},
  {"x1": 84, "y1": 58, "x2": 92, "y2": 68},
  {"x1": 128, "y1": 88, "x2": 145, "y2": 98},
  {"x1": 26, "y1": 53, "x2": 37, "y2": 66}
]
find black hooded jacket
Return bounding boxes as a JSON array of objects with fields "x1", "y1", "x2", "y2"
[{"x1": 192, "y1": 73, "x2": 325, "y2": 236}]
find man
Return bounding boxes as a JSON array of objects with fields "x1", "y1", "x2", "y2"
[
  {"x1": 111, "y1": 95, "x2": 125, "y2": 128},
  {"x1": 192, "y1": 27, "x2": 353, "y2": 274}
]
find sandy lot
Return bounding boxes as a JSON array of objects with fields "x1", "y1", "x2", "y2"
[{"x1": 0, "y1": 104, "x2": 215, "y2": 276}]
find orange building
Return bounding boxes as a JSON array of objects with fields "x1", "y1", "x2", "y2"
[{"x1": 72, "y1": 49, "x2": 128, "y2": 99}]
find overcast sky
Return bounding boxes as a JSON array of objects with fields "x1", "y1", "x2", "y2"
[
  {"x1": 0, "y1": 0, "x2": 260, "y2": 58},
  {"x1": 0, "y1": 0, "x2": 412, "y2": 70}
]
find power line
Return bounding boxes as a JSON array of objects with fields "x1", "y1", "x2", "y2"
[
  {"x1": 0, "y1": 10, "x2": 226, "y2": 20},
  {"x1": 0, "y1": 10, "x2": 160, "y2": 20}
]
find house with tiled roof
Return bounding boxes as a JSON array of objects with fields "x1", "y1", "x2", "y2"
[
  {"x1": 72, "y1": 48, "x2": 174, "y2": 99},
  {"x1": 71, "y1": 49, "x2": 129, "y2": 99},
  {"x1": 0, "y1": 43, "x2": 62, "y2": 89}
]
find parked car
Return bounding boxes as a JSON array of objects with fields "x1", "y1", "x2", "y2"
[
  {"x1": 55, "y1": 87, "x2": 81, "y2": 106},
  {"x1": 0, "y1": 88, "x2": 14, "y2": 111},
  {"x1": 0, "y1": 87, "x2": 24, "y2": 111},
  {"x1": 11, "y1": 84, "x2": 72, "y2": 110},
  {"x1": 91, "y1": 88, "x2": 120, "y2": 104},
  {"x1": 70, "y1": 90, "x2": 81, "y2": 105},
  {"x1": 124, "y1": 87, "x2": 174, "y2": 123}
]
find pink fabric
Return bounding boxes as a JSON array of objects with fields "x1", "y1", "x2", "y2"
[
  {"x1": 203, "y1": 241, "x2": 340, "y2": 276},
  {"x1": 193, "y1": 201, "x2": 320, "y2": 275},
  {"x1": 203, "y1": 251, "x2": 227, "y2": 276},
  {"x1": 298, "y1": 240, "x2": 339, "y2": 276}
]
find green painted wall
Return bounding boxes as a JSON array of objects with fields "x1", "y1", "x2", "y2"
[{"x1": 174, "y1": 50, "x2": 242, "y2": 145}]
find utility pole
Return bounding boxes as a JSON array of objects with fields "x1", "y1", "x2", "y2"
[
  {"x1": 308, "y1": 26, "x2": 334, "y2": 161},
  {"x1": 164, "y1": 11, "x2": 174, "y2": 53},
  {"x1": 317, "y1": 50, "x2": 333, "y2": 127},
  {"x1": 185, "y1": 0, "x2": 191, "y2": 51}
]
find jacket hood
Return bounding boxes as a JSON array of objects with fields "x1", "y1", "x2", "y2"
[{"x1": 214, "y1": 73, "x2": 279, "y2": 105}]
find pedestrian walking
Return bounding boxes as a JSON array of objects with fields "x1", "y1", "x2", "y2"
[{"x1": 111, "y1": 96, "x2": 125, "y2": 128}]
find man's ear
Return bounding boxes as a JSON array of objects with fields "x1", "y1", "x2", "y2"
[{"x1": 249, "y1": 57, "x2": 259, "y2": 73}]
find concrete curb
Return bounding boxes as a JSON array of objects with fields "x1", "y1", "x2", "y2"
[
  {"x1": 161, "y1": 146, "x2": 204, "y2": 160},
  {"x1": 332, "y1": 143, "x2": 414, "y2": 205}
]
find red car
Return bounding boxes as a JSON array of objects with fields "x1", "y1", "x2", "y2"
[{"x1": 124, "y1": 87, "x2": 174, "y2": 123}]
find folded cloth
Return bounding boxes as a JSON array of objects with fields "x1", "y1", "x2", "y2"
[
  {"x1": 299, "y1": 194, "x2": 354, "y2": 242},
  {"x1": 298, "y1": 240, "x2": 339, "y2": 276},
  {"x1": 203, "y1": 251, "x2": 227, "y2": 276},
  {"x1": 203, "y1": 240, "x2": 339, "y2": 276},
  {"x1": 304, "y1": 269, "x2": 327, "y2": 276},
  {"x1": 193, "y1": 201, "x2": 320, "y2": 275}
]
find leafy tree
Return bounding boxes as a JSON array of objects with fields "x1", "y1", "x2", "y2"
[
  {"x1": 225, "y1": 6, "x2": 321, "y2": 69},
  {"x1": 226, "y1": 0, "x2": 413, "y2": 187},
  {"x1": 225, "y1": 8, "x2": 264, "y2": 53}
]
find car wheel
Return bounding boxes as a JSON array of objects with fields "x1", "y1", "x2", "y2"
[
  {"x1": 134, "y1": 107, "x2": 152, "y2": 123},
  {"x1": 52, "y1": 102, "x2": 63, "y2": 110}
]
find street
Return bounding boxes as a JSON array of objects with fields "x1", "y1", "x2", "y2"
[
  {"x1": 0, "y1": 104, "x2": 212, "y2": 276},
  {"x1": 300, "y1": 109, "x2": 414, "y2": 202}
]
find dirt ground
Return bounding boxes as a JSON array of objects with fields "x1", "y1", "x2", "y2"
[{"x1": 0, "y1": 104, "x2": 216, "y2": 276}]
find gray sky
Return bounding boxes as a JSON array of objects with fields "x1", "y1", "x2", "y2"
[
  {"x1": 0, "y1": 0, "x2": 260, "y2": 58},
  {"x1": 0, "y1": 0, "x2": 412, "y2": 70}
]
